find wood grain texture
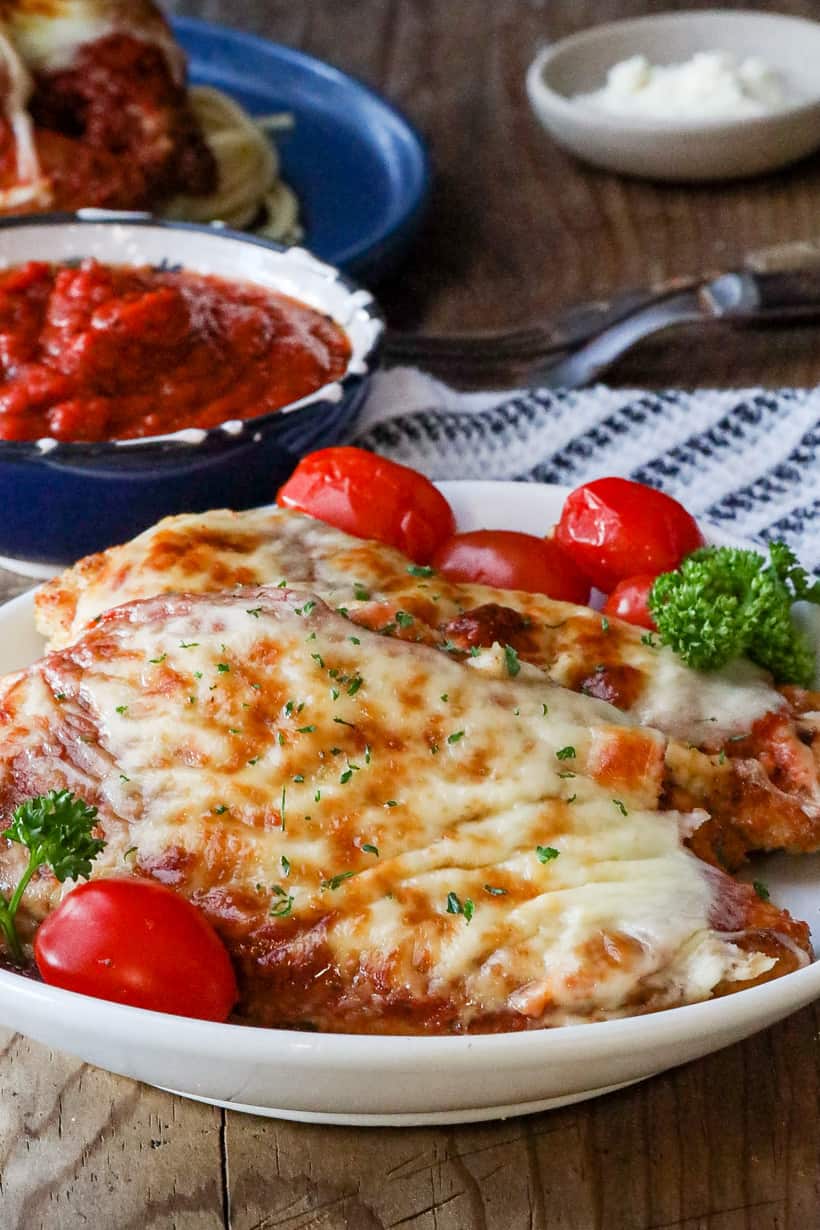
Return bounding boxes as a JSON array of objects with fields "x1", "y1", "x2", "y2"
[
  {"x1": 170, "y1": 0, "x2": 820, "y2": 387},
  {"x1": 0, "y1": 1028, "x2": 224, "y2": 1230},
  {"x1": 3, "y1": 2, "x2": 820, "y2": 1227}
]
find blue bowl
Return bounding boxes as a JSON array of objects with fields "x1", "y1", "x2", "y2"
[{"x1": 0, "y1": 214, "x2": 384, "y2": 573}]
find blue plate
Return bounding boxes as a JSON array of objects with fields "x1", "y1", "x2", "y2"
[{"x1": 173, "y1": 17, "x2": 431, "y2": 283}]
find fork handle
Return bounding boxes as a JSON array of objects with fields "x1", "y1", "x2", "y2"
[{"x1": 707, "y1": 270, "x2": 820, "y2": 318}]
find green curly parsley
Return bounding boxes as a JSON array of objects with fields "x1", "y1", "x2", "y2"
[
  {"x1": 649, "y1": 541, "x2": 820, "y2": 686},
  {"x1": 0, "y1": 791, "x2": 105, "y2": 963}
]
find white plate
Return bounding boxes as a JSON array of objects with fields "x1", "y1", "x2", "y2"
[{"x1": 0, "y1": 480, "x2": 818, "y2": 1126}]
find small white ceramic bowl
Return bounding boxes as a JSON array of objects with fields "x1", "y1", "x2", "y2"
[{"x1": 526, "y1": 9, "x2": 820, "y2": 182}]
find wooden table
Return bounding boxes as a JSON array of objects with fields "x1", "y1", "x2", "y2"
[{"x1": 2, "y1": 2, "x2": 820, "y2": 1226}]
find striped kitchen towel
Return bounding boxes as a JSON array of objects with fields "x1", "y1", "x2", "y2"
[{"x1": 352, "y1": 368, "x2": 820, "y2": 573}]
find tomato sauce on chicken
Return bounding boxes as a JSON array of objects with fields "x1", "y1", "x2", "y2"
[{"x1": 0, "y1": 259, "x2": 351, "y2": 442}]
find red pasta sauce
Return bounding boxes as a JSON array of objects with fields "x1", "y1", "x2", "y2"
[{"x1": 0, "y1": 259, "x2": 352, "y2": 442}]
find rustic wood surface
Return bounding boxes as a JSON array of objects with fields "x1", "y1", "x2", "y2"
[{"x1": 2, "y1": 1, "x2": 820, "y2": 1226}]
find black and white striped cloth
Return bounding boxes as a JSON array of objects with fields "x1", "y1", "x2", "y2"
[{"x1": 352, "y1": 369, "x2": 820, "y2": 573}]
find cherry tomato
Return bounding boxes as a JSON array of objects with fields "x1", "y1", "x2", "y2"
[
  {"x1": 277, "y1": 447, "x2": 456, "y2": 563},
  {"x1": 34, "y1": 878, "x2": 238, "y2": 1022},
  {"x1": 602, "y1": 575, "x2": 657, "y2": 630},
  {"x1": 555, "y1": 477, "x2": 704, "y2": 592},
  {"x1": 431, "y1": 529, "x2": 589, "y2": 603}
]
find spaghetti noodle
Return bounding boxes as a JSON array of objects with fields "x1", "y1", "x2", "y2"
[{"x1": 164, "y1": 85, "x2": 303, "y2": 245}]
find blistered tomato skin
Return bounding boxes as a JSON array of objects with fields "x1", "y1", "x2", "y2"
[
  {"x1": 555, "y1": 477, "x2": 705, "y2": 593},
  {"x1": 602, "y1": 575, "x2": 658, "y2": 631},
  {"x1": 34, "y1": 878, "x2": 238, "y2": 1022},
  {"x1": 431, "y1": 529, "x2": 590, "y2": 603},
  {"x1": 0, "y1": 259, "x2": 350, "y2": 443},
  {"x1": 277, "y1": 447, "x2": 457, "y2": 564}
]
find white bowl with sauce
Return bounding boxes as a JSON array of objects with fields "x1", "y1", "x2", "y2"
[{"x1": 526, "y1": 10, "x2": 820, "y2": 182}]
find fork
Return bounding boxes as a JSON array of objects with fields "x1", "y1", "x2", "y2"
[
  {"x1": 382, "y1": 284, "x2": 680, "y2": 377},
  {"x1": 381, "y1": 240, "x2": 820, "y2": 389}
]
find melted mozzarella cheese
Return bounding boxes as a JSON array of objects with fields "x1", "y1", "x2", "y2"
[
  {"x1": 6, "y1": 587, "x2": 778, "y2": 1027},
  {"x1": 0, "y1": 22, "x2": 49, "y2": 208},
  {"x1": 5, "y1": 1, "x2": 185, "y2": 82},
  {"x1": 36, "y1": 506, "x2": 787, "y2": 749},
  {"x1": 539, "y1": 614, "x2": 784, "y2": 742}
]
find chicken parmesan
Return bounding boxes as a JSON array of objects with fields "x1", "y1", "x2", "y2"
[
  {"x1": 0, "y1": 586, "x2": 809, "y2": 1031},
  {"x1": 35, "y1": 505, "x2": 820, "y2": 863}
]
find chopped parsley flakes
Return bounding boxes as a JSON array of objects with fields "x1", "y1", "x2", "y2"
[
  {"x1": 446, "y1": 891, "x2": 474, "y2": 922},
  {"x1": 269, "y1": 885, "x2": 294, "y2": 917},
  {"x1": 504, "y1": 644, "x2": 521, "y2": 677},
  {"x1": 322, "y1": 870, "x2": 355, "y2": 891}
]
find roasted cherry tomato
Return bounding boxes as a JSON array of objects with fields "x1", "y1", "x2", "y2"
[
  {"x1": 34, "y1": 878, "x2": 238, "y2": 1022},
  {"x1": 431, "y1": 529, "x2": 589, "y2": 603},
  {"x1": 277, "y1": 447, "x2": 456, "y2": 563},
  {"x1": 555, "y1": 477, "x2": 704, "y2": 592},
  {"x1": 602, "y1": 575, "x2": 657, "y2": 630}
]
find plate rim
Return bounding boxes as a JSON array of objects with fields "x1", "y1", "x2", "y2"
[
  {"x1": 172, "y1": 14, "x2": 432, "y2": 275},
  {"x1": 0, "y1": 477, "x2": 818, "y2": 1075}
]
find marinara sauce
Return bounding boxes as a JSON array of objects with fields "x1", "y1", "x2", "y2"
[{"x1": 0, "y1": 260, "x2": 352, "y2": 442}]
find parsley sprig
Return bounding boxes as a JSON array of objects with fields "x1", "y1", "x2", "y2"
[
  {"x1": 650, "y1": 542, "x2": 820, "y2": 685},
  {"x1": 0, "y1": 791, "x2": 104, "y2": 963}
]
